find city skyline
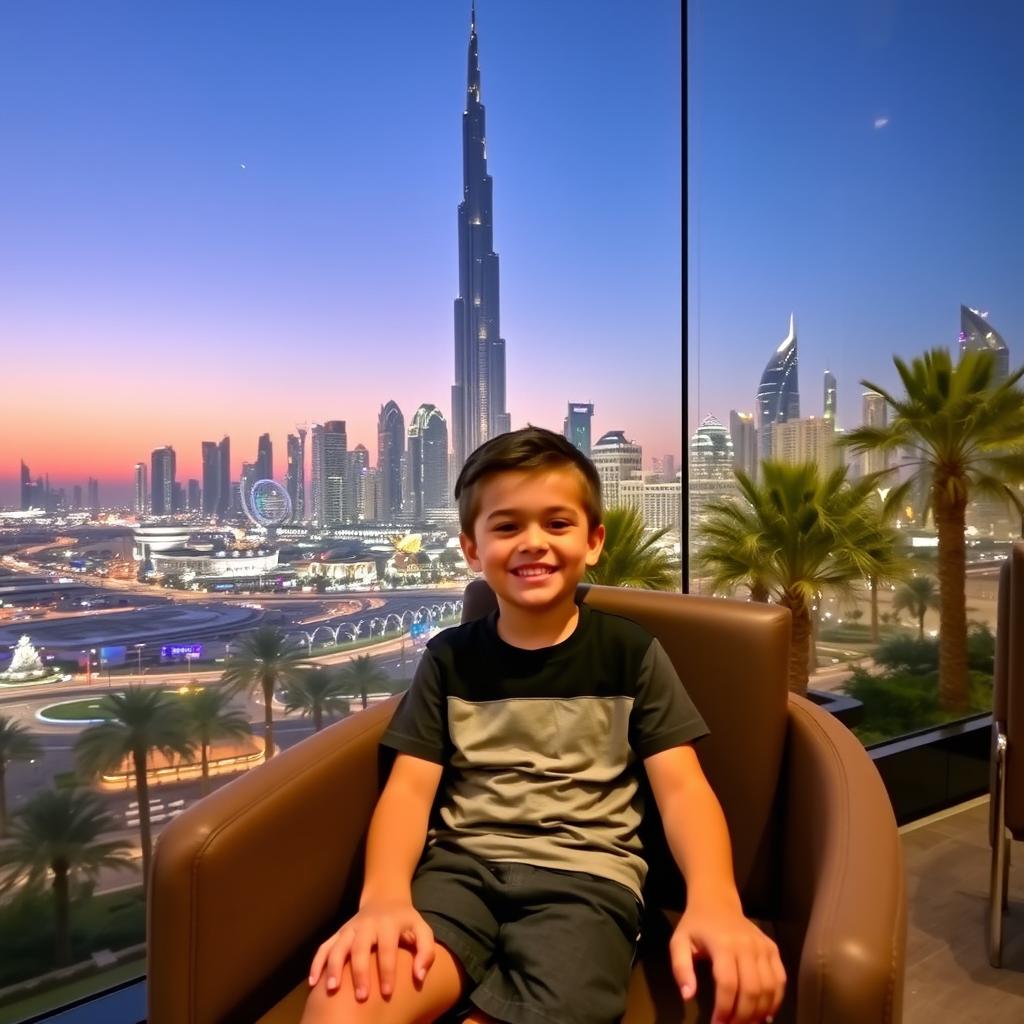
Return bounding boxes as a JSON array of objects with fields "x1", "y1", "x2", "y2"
[
  {"x1": 6, "y1": 2, "x2": 1023, "y2": 508},
  {"x1": 2, "y1": 1, "x2": 682, "y2": 506}
]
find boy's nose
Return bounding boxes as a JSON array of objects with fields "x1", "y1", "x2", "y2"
[{"x1": 518, "y1": 524, "x2": 547, "y2": 550}]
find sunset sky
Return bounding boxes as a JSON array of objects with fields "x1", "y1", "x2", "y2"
[
  {"x1": 1, "y1": 0, "x2": 682, "y2": 506},
  {"x1": 3, "y1": 1, "x2": 1022, "y2": 508}
]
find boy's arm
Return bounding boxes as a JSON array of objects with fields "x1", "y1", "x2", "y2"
[
  {"x1": 309, "y1": 752, "x2": 442, "y2": 999},
  {"x1": 361, "y1": 752, "x2": 443, "y2": 903},
  {"x1": 645, "y1": 745, "x2": 786, "y2": 1024}
]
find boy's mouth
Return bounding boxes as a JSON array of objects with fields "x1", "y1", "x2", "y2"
[{"x1": 510, "y1": 565, "x2": 556, "y2": 577}]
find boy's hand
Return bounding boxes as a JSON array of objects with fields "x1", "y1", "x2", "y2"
[
  {"x1": 670, "y1": 902, "x2": 786, "y2": 1024},
  {"x1": 308, "y1": 901, "x2": 436, "y2": 1000}
]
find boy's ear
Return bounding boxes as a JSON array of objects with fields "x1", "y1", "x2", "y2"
[
  {"x1": 585, "y1": 523, "x2": 606, "y2": 566},
  {"x1": 460, "y1": 531, "x2": 482, "y2": 572}
]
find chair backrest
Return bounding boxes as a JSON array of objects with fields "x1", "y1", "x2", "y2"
[
  {"x1": 461, "y1": 580, "x2": 791, "y2": 914},
  {"x1": 994, "y1": 539, "x2": 1024, "y2": 839}
]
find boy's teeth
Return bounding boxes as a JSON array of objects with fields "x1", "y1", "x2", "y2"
[{"x1": 514, "y1": 567, "x2": 551, "y2": 576}]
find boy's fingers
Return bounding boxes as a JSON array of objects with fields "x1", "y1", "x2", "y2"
[
  {"x1": 411, "y1": 918, "x2": 436, "y2": 981},
  {"x1": 710, "y1": 951, "x2": 738, "y2": 1024},
  {"x1": 752, "y1": 950, "x2": 776, "y2": 1021},
  {"x1": 376, "y1": 923, "x2": 399, "y2": 998},
  {"x1": 325, "y1": 929, "x2": 356, "y2": 992},
  {"x1": 731, "y1": 943, "x2": 761, "y2": 1021},
  {"x1": 349, "y1": 930, "x2": 375, "y2": 1000},
  {"x1": 669, "y1": 930, "x2": 697, "y2": 1000},
  {"x1": 309, "y1": 941, "x2": 329, "y2": 986}
]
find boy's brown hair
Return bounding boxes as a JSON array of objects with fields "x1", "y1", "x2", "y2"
[{"x1": 454, "y1": 425, "x2": 603, "y2": 537}]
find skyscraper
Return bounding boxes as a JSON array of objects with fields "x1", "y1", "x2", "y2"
[
  {"x1": 564, "y1": 403, "x2": 594, "y2": 457},
  {"x1": 861, "y1": 390, "x2": 889, "y2": 477},
  {"x1": 451, "y1": 3, "x2": 510, "y2": 471},
  {"x1": 315, "y1": 420, "x2": 348, "y2": 527},
  {"x1": 87, "y1": 477, "x2": 99, "y2": 514},
  {"x1": 134, "y1": 462, "x2": 148, "y2": 517},
  {"x1": 72, "y1": 485, "x2": 83, "y2": 511},
  {"x1": 959, "y1": 305, "x2": 1009, "y2": 381},
  {"x1": 239, "y1": 462, "x2": 257, "y2": 517},
  {"x1": 19, "y1": 460, "x2": 43, "y2": 511},
  {"x1": 689, "y1": 414, "x2": 738, "y2": 528},
  {"x1": 201, "y1": 441, "x2": 220, "y2": 517},
  {"x1": 772, "y1": 417, "x2": 844, "y2": 474},
  {"x1": 151, "y1": 446, "x2": 176, "y2": 516},
  {"x1": 256, "y1": 433, "x2": 273, "y2": 481},
  {"x1": 377, "y1": 401, "x2": 406, "y2": 521},
  {"x1": 408, "y1": 404, "x2": 450, "y2": 518},
  {"x1": 187, "y1": 479, "x2": 201, "y2": 512},
  {"x1": 591, "y1": 430, "x2": 643, "y2": 509},
  {"x1": 823, "y1": 370, "x2": 837, "y2": 424},
  {"x1": 756, "y1": 313, "x2": 800, "y2": 461},
  {"x1": 729, "y1": 410, "x2": 757, "y2": 480},
  {"x1": 285, "y1": 429, "x2": 306, "y2": 523},
  {"x1": 217, "y1": 436, "x2": 231, "y2": 517},
  {"x1": 350, "y1": 443, "x2": 369, "y2": 522}
]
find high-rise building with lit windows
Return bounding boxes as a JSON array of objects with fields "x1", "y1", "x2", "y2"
[
  {"x1": 959, "y1": 305, "x2": 1009, "y2": 381},
  {"x1": 408, "y1": 404, "x2": 450, "y2": 519},
  {"x1": 861, "y1": 391, "x2": 889, "y2": 478},
  {"x1": 689, "y1": 415, "x2": 737, "y2": 526},
  {"x1": 592, "y1": 430, "x2": 642, "y2": 509},
  {"x1": 286, "y1": 429, "x2": 306, "y2": 523},
  {"x1": 87, "y1": 477, "x2": 99, "y2": 513},
  {"x1": 823, "y1": 370, "x2": 837, "y2": 424},
  {"x1": 451, "y1": 3, "x2": 509, "y2": 471},
  {"x1": 217, "y1": 436, "x2": 231, "y2": 517},
  {"x1": 377, "y1": 401, "x2": 406, "y2": 521},
  {"x1": 729, "y1": 410, "x2": 757, "y2": 480},
  {"x1": 564, "y1": 403, "x2": 594, "y2": 457},
  {"x1": 772, "y1": 417, "x2": 843, "y2": 474},
  {"x1": 134, "y1": 462, "x2": 147, "y2": 516},
  {"x1": 151, "y1": 446, "x2": 176, "y2": 517},
  {"x1": 201, "y1": 442, "x2": 219, "y2": 517},
  {"x1": 756, "y1": 313, "x2": 800, "y2": 461}
]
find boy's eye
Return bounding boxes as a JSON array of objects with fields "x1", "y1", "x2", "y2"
[
  {"x1": 548, "y1": 519, "x2": 572, "y2": 530},
  {"x1": 493, "y1": 522, "x2": 518, "y2": 533}
]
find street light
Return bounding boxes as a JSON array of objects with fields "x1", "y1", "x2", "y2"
[{"x1": 134, "y1": 643, "x2": 144, "y2": 677}]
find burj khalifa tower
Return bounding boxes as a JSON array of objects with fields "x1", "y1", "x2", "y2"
[{"x1": 451, "y1": 2, "x2": 510, "y2": 471}]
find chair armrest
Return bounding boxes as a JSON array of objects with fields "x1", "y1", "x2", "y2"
[
  {"x1": 778, "y1": 694, "x2": 906, "y2": 1024},
  {"x1": 147, "y1": 698, "x2": 398, "y2": 1024}
]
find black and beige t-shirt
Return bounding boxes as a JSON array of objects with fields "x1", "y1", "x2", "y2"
[{"x1": 381, "y1": 604, "x2": 709, "y2": 899}]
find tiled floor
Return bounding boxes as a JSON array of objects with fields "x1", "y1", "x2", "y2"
[{"x1": 902, "y1": 796, "x2": 1024, "y2": 1022}]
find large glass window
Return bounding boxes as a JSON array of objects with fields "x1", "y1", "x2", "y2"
[
  {"x1": 688, "y1": 0, "x2": 1024, "y2": 744},
  {"x1": 0, "y1": 1, "x2": 681, "y2": 1016}
]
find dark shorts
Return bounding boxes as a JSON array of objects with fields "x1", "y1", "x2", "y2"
[{"x1": 411, "y1": 842, "x2": 643, "y2": 1024}]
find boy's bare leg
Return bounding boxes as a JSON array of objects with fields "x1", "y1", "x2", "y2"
[{"x1": 300, "y1": 942, "x2": 466, "y2": 1024}]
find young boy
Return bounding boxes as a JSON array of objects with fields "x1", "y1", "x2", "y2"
[{"x1": 303, "y1": 427, "x2": 785, "y2": 1024}]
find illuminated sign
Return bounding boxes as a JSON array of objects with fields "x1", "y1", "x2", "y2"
[
  {"x1": 160, "y1": 643, "x2": 203, "y2": 660},
  {"x1": 100, "y1": 645, "x2": 127, "y2": 667}
]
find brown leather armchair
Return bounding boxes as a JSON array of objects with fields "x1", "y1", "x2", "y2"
[
  {"x1": 147, "y1": 585, "x2": 906, "y2": 1023},
  {"x1": 990, "y1": 539, "x2": 1024, "y2": 966}
]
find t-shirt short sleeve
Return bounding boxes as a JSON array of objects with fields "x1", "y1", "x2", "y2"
[
  {"x1": 380, "y1": 649, "x2": 449, "y2": 764},
  {"x1": 629, "y1": 637, "x2": 709, "y2": 759}
]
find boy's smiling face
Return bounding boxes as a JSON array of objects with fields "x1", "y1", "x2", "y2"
[{"x1": 460, "y1": 465, "x2": 605, "y2": 617}]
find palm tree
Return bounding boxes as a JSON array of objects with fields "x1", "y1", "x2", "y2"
[
  {"x1": 698, "y1": 461, "x2": 904, "y2": 694},
  {"x1": 75, "y1": 687, "x2": 193, "y2": 890},
  {"x1": 334, "y1": 655, "x2": 392, "y2": 711},
  {"x1": 0, "y1": 787, "x2": 134, "y2": 966},
  {"x1": 0, "y1": 716, "x2": 42, "y2": 838},
  {"x1": 282, "y1": 668, "x2": 351, "y2": 730},
  {"x1": 892, "y1": 575, "x2": 941, "y2": 641},
  {"x1": 841, "y1": 349, "x2": 1024, "y2": 712},
  {"x1": 180, "y1": 687, "x2": 252, "y2": 797},
  {"x1": 585, "y1": 505, "x2": 679, "y2": 590},
  {"x1": 220, "y1": 626, "x2": 308, "y2": 761}
]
